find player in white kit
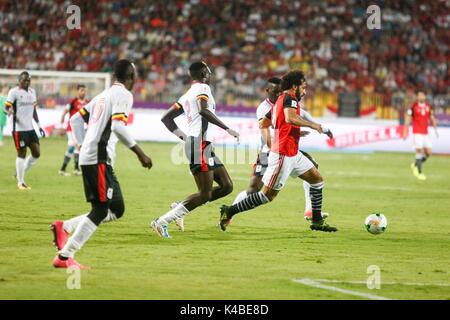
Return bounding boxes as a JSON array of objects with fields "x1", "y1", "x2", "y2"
[
  {"x1": 150, "y1": 61, "x2": 239, "y2": 238},
  {"x1": 51, "y1": 60, "x2": 153, "y2": 269}
]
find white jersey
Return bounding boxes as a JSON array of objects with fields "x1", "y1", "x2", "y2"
[
  {"x1": 79, "y1": 82, "x2": 133, "y2": 166},
  {"x1": 176, "y1": 82, "x2": 216, "y2": 142},
  {"x1": 6, "y1": 86, "x2": 38, "y2": 131},
  {"x1": 256, "y1": 98, "x2": 274, "y2": 153}
]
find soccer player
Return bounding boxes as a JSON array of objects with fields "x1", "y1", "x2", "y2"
[
  {"x1": 231, "y1": 78, "x2": 332, "y2": 221},
  {"x1": 4, "y1": 72, "x2": 45, "y2": 190},
  {"x1": 219, "y1": 70, "x2": 338, "y2": 232},
  {"x1": 150, "y1": 61, "x2": 239, "y2": 238},
  {"x1": 403, "y1": 91, "x2": 438, "y2": 180},
  {"x1": 51, "y1": 60, "x2": 153, "y2": 269},
  {"x1": 0, "y1": 85, "x2": 9, "y2": 147},
  {"x1": 59, "y1": 84, "x2": 88, "y2": 176}
]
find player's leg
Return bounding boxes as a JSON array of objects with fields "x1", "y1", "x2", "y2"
[
  {"x1": 13, "y1": 131, "x2": 29, "y2": 189},
  {"x1": 0, "y1": 123, "x2": 4, "y2": 147},
  {"x1": 73, "y1": 146, "x2": 81, "y2": 175},
  {"x1": 219, "y1": 152, "x2": 289, "y2": 230},
  {"x1": 232, "y1": 152, "x2": 267, "y2": 205},
  {"x1": 210, "y1": 166, "x2": 233, "y2": 202},
  {"x1": 299, "y1": 165, "x2": 337, "y2": 232},
  {"x1": 24, "y1": 132, "x2": 40, "y2": 173},
  {"x1": 60, "y1": 133, "x2": 75, "y2": 176}
]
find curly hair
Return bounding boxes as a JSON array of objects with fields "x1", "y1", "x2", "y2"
[{"x1": 281, "y1": 70, "x2": 306, "y2": 91}]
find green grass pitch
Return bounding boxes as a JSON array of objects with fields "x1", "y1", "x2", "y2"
[{"x1": 0, "y1": 137, "x2": 449, "y2": 300}]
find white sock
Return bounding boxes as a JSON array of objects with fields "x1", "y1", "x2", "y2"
[
  {"x1": 303, "y1": 180, "x2": 312, "y2": 212},
  {"x1": 158, "y1": 203, "x2": 189, "y2": 225},
  {"x1": 232, "y1": 190, "x2": 248, "y2": 205},
  {"x1": 63, "y1": 210, "x2": 118, "y2": 234},
  {"x1": 60, "y1": 217, "x2": 97, "y2": 258},
  {"x1": 16, "y1": 157, "x2": 25, "y2": 185},
  {"x1": 63, "y1": 213, "x2": 88, "y2": 234},
  {"x1": 24, "y1": 156, "x2": 38, "y2": 172}
]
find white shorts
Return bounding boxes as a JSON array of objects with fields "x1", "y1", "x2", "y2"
[
  {"x1": 67, "y1": 131, "x2": 75, "y2": 147},
  {"x1": 262, "y1": 151, "x2": 314, "y2": 190},
  {"x1": 413, "y1": 134, "x2": 432, "y2": 149}
]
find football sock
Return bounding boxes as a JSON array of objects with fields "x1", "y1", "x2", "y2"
[
  {"x1": 61, "y1": 155, "x2": 71, "y2": 171},
  {"x1": 24, "y1": 156, "x2": 38, "y2": 173},
  {"x1": 74, "y1": 152, "x2": 80, "y2": 170},
  {"x1": 158, "y1": 203, "x2": 189, "y2": 225},
  {"x1": 232, "y1": 190, "x2": 248, "y2": 205},
  {"x1": 310, "y1": 182, "x2": 324, "y2": 222},
  {"x1": 228, "y1": 191, "x2": 269, "y2": 217},
  {"x1": 303, "y1": 180, "x2": 312, "y2": 212},
  {"x1": 60, "y1": 216, "x2": 97, "y2": 259},
  {"x1": 415, "y1": 153, "x2": 424, "y2": 173},
  {"x1": 16, "y1": 157, "x2": 25, "y2": 184},
  {"x1": 63, "y1": 210, "x2": 119, "y2": 234}
]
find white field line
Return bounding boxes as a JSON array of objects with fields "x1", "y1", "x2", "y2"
[
  {"x1": 314, "y1": 279, "x2": 450, "y2": 287},
  {"x1": 291, "y1": 278, "x2": 392, "y2": 300}
]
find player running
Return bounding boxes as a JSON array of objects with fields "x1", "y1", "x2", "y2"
[
  {"x1": 51, "y1": 60, "x2": 153, "y2": 269},
  {"x1": 4, "y1": 72, "x2": 45, "y2": 190},
  {"x1": 403, "y1": 91, "x2": 438, "y2": 181},
  {"x1": 150, "y1": 61, "x2": 239, "y2": 238},
  {"x1": 59, "y1": 84, "x2": 88, "y2": 176},
  {"x1": 219, "y1": 70, "x2": 338, "y2": 232},
  {"x1": 231, "y1": 77, "x2": 333, "y2": 221}
]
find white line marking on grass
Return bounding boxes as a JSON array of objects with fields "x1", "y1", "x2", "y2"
[
  {"x1": 291, "y1": 278, "x2": 392, "y2": 300},
  {"x1": 314, "y1": 279, "x2": 450, "y2": 287}
]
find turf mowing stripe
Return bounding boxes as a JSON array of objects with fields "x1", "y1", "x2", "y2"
[
  {"x1": 314, "y1": 279, "x2": 450, "y2": 287},
  {"x1": 291, "y1": 278, "x2": 392, "y2": 300}
]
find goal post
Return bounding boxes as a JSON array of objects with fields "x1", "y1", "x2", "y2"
[{"x1": 0, "y1": 69, "x2": 111, "y2": 108}]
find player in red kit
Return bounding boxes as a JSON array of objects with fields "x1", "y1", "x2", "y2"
[
  {"x1": 219, "y1": 70, "x2": 337, "y2": 232},
  {"x1": 403, "y1": 91, "x2": 438, "y2": 180},
  {"x1": 59, "y1": 84, "x2": 88, "y2": 176}
]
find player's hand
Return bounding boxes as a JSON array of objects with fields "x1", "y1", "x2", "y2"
[
  {"x1": 39, "y1": 127, "x2": 46, "y2": 138},
  {"x1": 138, "y1": 153, "x2": 153, "y2": 169},
  {"x1": 226, "y1": 128, "x2": 240, "y2": 144},
  {"x1": 323, "y1": 127, "x2": 333, "y2": 139},
  {"x1": 300, "y1": 131, "x2": 310, "y2": 137},
  {"x1": 312, "y1": 123, "x2": 324, "y2": 134}
]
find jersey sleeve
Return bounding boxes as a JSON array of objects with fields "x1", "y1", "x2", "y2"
[
  {"x1": 79, "y1": 98, "x2": 95, "y2": 123},
  {"x1": 283, "y1": 94, "x2": 297, "y2": 109},
  {"x1": 174, "y1": 96, "x2": 184, "y2": 111},
  {"x1": 4, "y1": 89, "x2": 16, "y2": 110},
  {"x1": 256, "y1": 102, "x2": 270, "y2": 120},
  {"x1": 111, "y1": 92, "x2": 133, "y2": 124},
  {"x1": 196, "y1": 84, "x2": 211, "y2": 102}
]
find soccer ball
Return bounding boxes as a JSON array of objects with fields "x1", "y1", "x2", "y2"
[{"x1": 365, "y1": 213, "x2": 387, "y2": 235}]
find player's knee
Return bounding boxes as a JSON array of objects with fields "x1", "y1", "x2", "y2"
[
  {"x1": 222, "y1": 180, "x2": 233, "y2": 196},
  {"x1": 68, "y1": 146, "x2": 75, "y2": 154},
  {"x1": 200, "y1": 191, "x2": 212, "y2": 204},
  {"x1": 88, "y1": 203, "x2": 109, "y2": 226},
  {"x1": 32, "y1": 150, "x2": 40, "y2": 158},
  {"x1": 110, "y1": 201, "x2": 125, "y2": 219}
]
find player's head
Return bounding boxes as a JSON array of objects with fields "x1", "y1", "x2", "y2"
[
  {"x1": 77, "y1": 84, "x2": 86, "y2": 100},
  {"x1": 281, "y1": 70, "x2": 306, "y2": 100},
  {"x1": 266, "y1": 77, "x2": 281, "y2": 103},
  {"x1": 18, "y1": 71, "x2": 31, "y2": 90},
  {"x1": 417, "y1": 91, "x2": 426, "y2": 103},
  {"x1": 189, "y1": 61, "x2": 212, "y2": 84},
  {"x1": 114, "y1": 59, "x2": 137, "y2": 91}
]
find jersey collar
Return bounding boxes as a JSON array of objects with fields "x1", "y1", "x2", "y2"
[
  {"x1": 265, "y1": 97, "x2": 275, "y2": 106},
  {"x1": 113, "y1": 82, "x2": 125, "y2": 87}
]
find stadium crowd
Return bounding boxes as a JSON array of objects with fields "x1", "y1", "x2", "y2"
[{"x1": 0, "y1": 0, "x2": 448, "y2": 106}]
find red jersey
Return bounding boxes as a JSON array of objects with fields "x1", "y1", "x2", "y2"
[
  {"x1": 410, "y1": 102, "x2": 431, "y2": 134},
  {"x1": 67, "y1": 98, "x2": 88, "y2": 131},
  {"x1": 271, "y1": 92, "x2": 301, "y2": 157}
]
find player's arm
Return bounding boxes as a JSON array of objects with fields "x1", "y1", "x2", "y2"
[
  {"x1": 300, "y1": 109, "x2": 333, "y2": 139},
  {"x1": 4, "y1": 89, "x2": 15, "y2": 116},
  {"x1": 284, "y1": 98, "x2": 323, "y2": 133},
  {"x1": 259, "y1": 110, "x2": 272, "y2": 129},
  {"x1": 403, "y1": 109, "x2": 412, "y2": 139},
  {"x1": 197, "y1": 97, "x2": 239, "y2": 142},
  {"x1": 69, "y1": 111, "x2": 85, "y2": 146},
  {"x1": 111, "y1": 97, "x2": 152, "y2": 169},
  {"x1": 61, "y1": 102, "x2": 71, "y2": 125},
  {"x1": 32, "y1": 100, "x2": 46, "y2": 137},
  {"x1": 429, "y1": 108, "x2": 438, "y2": 138},
  {"x1": 161, "y1": 102, "x2": 186, "y2": 141}
]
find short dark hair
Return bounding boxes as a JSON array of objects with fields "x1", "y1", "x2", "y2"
[
  {"x1": 19, "y1": 71, "x2": 30, "y2": 79},
  {"x1": 281, "y1": 70, "x2": 306, "y2": 91},
  {"x1": 114, "y1": 59, "x2": 135, "y2": 82},
  {"x1": 189, "y1": 61, "x2": 209, "y2": 80},
  {"x1": 77, "y1": 84, "x2": 86, "y2": 90},
  {"x1": 267, "y1": 77, "x2": 281, "y2": 85}
]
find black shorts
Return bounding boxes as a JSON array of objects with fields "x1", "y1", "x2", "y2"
[
  {"x1": 251, "y1": 151, "x2": 269, "y2": 177},
  {"x1": 13, "y1": 130, "x2": 39, "y2": 150},
  {"x1": 81, "y1": 164, "x2": 123, "y2": 204},
  {"x1": 299, "y1": 150, "x2": 319, "y2": 169},
  {"x1": 185, "y1": 137, "x2": 223, "y2": 175}
]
